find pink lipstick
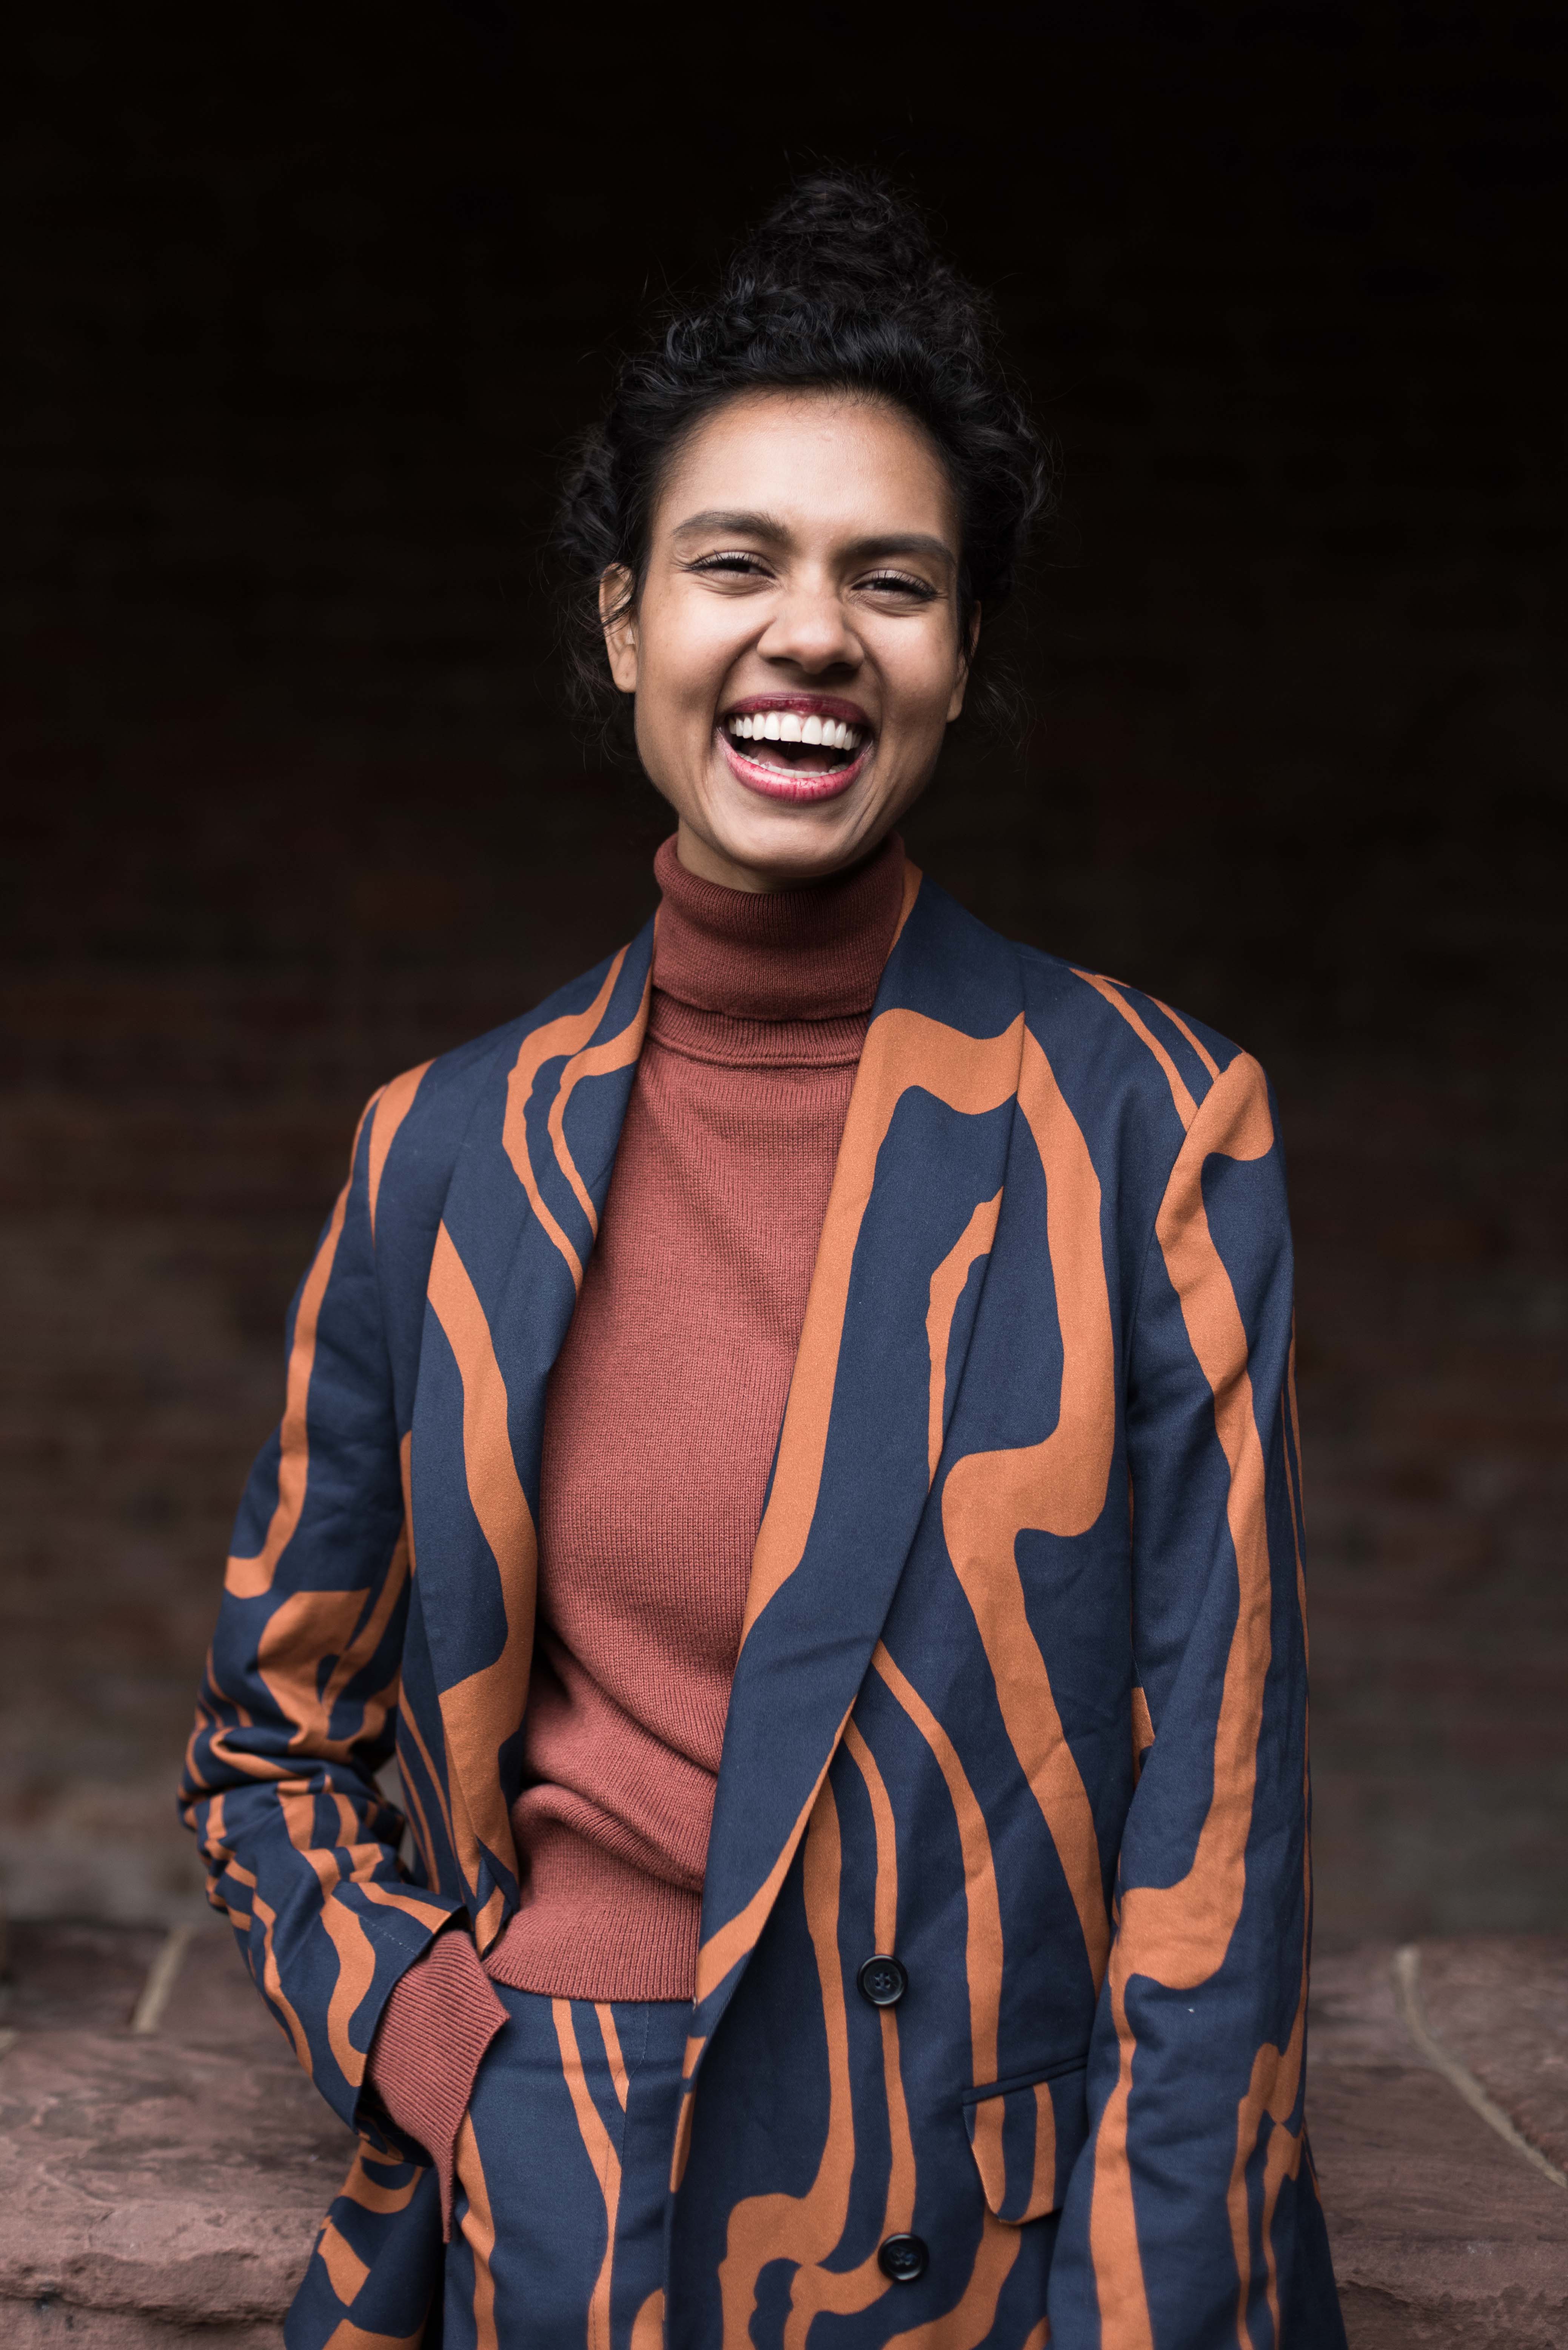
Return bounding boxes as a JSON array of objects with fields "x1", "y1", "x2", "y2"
[{"x1": 715, "y1": 693, "x2": 874, "y2": 803}]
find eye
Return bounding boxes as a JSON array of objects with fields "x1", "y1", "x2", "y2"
[
  {"x1": 688, "y1": 550, "x2": 772, "y2": 580},
  {"x1": 856, "y1": 569, "x2": 940, "y2": 602}
]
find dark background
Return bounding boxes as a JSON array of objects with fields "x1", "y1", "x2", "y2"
[{"x1": 2, "y1": 3, "x2": 1563, "y2": 1945}]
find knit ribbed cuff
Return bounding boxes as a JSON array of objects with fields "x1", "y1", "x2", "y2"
[{"x1": 368, "y1": 1927, "x2": 508, "y2": 2239}]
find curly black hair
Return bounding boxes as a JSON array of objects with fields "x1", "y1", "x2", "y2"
[{"x1": 554, "y1": 168, "x2": 1053, "y2": 744}]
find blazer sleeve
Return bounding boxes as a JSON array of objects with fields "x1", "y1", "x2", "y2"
[
  {"x1": 179, "y1": 1091, "x2": 463, "y2": 2134},
  {"x1": 1051, "y1": 1049, "x2": 1329, "y2": 2348}
]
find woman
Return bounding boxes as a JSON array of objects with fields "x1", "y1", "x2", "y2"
[{"x1": 182, "y1": 176, "x2": 1345, "y2": 2350}]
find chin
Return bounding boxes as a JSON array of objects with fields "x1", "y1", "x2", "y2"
[{"x1": 711, "y1": 794, "x2": 878, "y2": 879}]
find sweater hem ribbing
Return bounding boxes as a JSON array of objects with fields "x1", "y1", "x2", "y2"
[{"x1": 487, "y1": 1825, "x2": 703, "y2": 2002}]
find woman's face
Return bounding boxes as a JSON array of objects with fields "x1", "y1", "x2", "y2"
[{"x1": 602, "y1": 389, "x2": 972, "y2": 891}]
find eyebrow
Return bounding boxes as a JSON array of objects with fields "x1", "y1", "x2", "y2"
[{"x1": 668, "y1": 509, "x2": 957, "y2": 569}]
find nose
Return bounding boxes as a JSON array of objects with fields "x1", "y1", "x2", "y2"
[{"x1": 754, "y1": 578, "x2": 863, "y2": 677}]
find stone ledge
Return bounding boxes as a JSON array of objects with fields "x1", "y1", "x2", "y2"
[
  {"x1": 0, "y1": 1924, "x2": 1563, "y2": 2344},
  {"x1": 0, "y1": 1923, "x2": 350, "y2": 2347},
  {"x1": 9, "y1": 2305, "x2": 285, "y2": 2347},
  {"x1": 1309, "y1": 1939, "x2": 1568, "y2": 2348}
]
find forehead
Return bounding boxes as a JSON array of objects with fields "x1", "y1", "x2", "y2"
[{"x1": 655, "y1": 389, "x2": 960, "y2": 546}]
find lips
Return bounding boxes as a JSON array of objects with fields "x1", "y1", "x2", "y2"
[
  {"x1": 722, "y1": 693, "x2": 870, "y2": 726},
  {"x1": 715, "y1": 694, "x2": 873, "y2": 803},
  {"x1": 718, "y1": 728, "x2": 871, "y2": 804}
]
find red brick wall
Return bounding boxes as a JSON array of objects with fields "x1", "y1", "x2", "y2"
[{"x1": 2, "y1": 8, "x2": 1563, "y2": 1940}]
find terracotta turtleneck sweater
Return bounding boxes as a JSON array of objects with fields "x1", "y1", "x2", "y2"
[{"x1": 369, "y1": 830, "x2": 906, "y2": 2218}]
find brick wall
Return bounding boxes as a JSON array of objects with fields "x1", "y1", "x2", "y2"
[{"x1": 2, "y1": 6, "x2": 1563, "y2": 1938}]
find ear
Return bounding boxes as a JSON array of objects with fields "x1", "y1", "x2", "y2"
[
  {"x1": 947, "y1": 605, "x2": 981, "y2": 723},
  {"x1": 599, "y1": 566, "x2": 639, "y2": 694}
]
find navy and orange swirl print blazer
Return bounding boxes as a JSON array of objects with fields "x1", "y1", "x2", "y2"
[{"x1": 182, "y1": 860, "x2": 1346, "y2": 2350}]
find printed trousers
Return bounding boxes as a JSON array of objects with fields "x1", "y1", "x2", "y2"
[{"x1": 444, "y1": 1984, "x2": 689, "y2": 2350}]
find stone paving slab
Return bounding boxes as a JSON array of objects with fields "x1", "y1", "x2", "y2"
[
  {"x1": 0, "y1": 1923, "x2": 349, "y2": 2345},
  {"x1": 1309, "y1": 1941, "x2": 1568, "y2": 2347},
  {"x1": 0, "y1": 1925, "x2": 1563, "y2": 2343},
  {"x1": 1416, "y1": 1937, "x2": 1568, "y2": 2176}
]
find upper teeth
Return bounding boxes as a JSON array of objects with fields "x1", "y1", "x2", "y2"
[{"x1": 725, "y1": 712, "x2": 863, "y2": 750}]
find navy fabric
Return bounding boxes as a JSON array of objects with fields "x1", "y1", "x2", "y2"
[
  {"x1": 186, "y1": 870, "x2": 1347, "y2": 2350},
  {"x1": 445, "y1": 1989, "x2": 686, "y2": 2350}
]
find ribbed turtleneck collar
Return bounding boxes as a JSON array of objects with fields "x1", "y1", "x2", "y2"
[{"x1": 650, "y1": 831, "x2": 906, "y2": 1024}]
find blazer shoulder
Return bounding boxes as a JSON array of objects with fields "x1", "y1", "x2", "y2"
[
  {"x1": 362, "y1": 943, "x2": 640, "y2": 1241},
  {"x1": 1013, "y1": 937, "x2": 1265, "y2": 1138}
]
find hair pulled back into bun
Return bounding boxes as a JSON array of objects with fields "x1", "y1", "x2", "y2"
[{"x1": 556, "y1": 169, "x2": 1053, "y2": 741}]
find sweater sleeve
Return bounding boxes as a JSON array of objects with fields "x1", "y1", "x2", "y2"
[
  {"x1": 367, "y1": 1926, "x2": 509, "y2": 2237},
  {"x1": 1049, "y1": 1050, "x2": 1339, "y2": 2348}
]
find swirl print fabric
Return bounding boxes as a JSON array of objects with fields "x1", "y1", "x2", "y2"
[
  {"x1": 181, "y1": 859, "x2": 1346, "y2": 2349},
  {"x1": 446, "y1": 1988, "x2": 685, "y2": 2350}
]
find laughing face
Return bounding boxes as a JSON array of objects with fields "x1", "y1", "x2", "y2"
[{"x1": 600, "y1": 389, "x2": 973, "y2": 892}]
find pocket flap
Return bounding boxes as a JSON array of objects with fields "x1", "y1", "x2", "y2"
[{"x1": 962, "y1": 2062, "x2": 1089, "y2": 2224}]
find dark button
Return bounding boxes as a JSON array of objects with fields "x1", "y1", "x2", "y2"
[
  {"x1": 857, "y1": 1955, "x2": 908, "y2": 2008},
  {"x1": 878, "y1": 2233, "x2": 929, "y2": 2284}
]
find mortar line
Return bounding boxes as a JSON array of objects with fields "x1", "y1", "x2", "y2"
[
  {"x1": 1393, "y1": 1944, "x2": 1566, "y2": 2190},
  {"x1": 130, "y1": 1923, "x2": 194, "y2": 2036}
]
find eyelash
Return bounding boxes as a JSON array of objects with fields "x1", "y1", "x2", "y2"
[{"x1": 690, "y1": 552, "x2": 938, "y2": 601}]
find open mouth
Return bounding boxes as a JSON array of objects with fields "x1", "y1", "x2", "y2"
[{"x1": 717, "y1": 698, "x2": 873, "y2": 802}]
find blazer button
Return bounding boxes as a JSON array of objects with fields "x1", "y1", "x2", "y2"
[
  {"x1": 857, "y1": 1955, "x2": 908, "y2": 2008},
  {"x1": 878, "y1": 2233, "x2": 929, "y2": 2283}
]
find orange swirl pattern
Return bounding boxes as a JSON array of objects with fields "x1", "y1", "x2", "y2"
[
  {"x1": 224, "y1": 1093, "x2": 376, "y2": 1599},
  {"x1": 737, "y1": 1007, "x2": 1027, "y2": 1645},
  {"x1": 502, "y1": 948, "x2": 648, "y2": 1291},
  {"x1": 182, "y1": 876, "x2": 1333, "y2": 2348},
  {"x1": 1087, "y1": 1052, "x2": 1291, "y2": 2347},
  {"x1": 425, "y1": 1220, "x2": 536, "y2": 1923},
  {"x1": 939, "y1": 1027, "x2": 1116, "y2": 1985}
]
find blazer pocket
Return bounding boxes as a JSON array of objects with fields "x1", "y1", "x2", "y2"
[{"x1": 962, "y1": 2059, "x2": 1090, "y2": 2224}]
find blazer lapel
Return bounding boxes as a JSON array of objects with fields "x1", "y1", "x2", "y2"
[
  {"x1": 410, "y1": 927, "x2": 654, "y2": 1947},
  {"x1": 687, "y1": 873, "x2": 1029, "y2": 2054}
]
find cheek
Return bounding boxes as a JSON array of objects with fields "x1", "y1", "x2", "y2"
[
  {"x1": 882, "y1": 629, "x2": 963, "y2": 732},
  {"x1": 638, "y1": 589, "x2": 744, "y2": 717}
]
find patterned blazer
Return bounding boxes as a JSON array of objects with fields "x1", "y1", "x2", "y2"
[{"x1": 182, "y1": 862, "x2": 1345, "y2": 2350}]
